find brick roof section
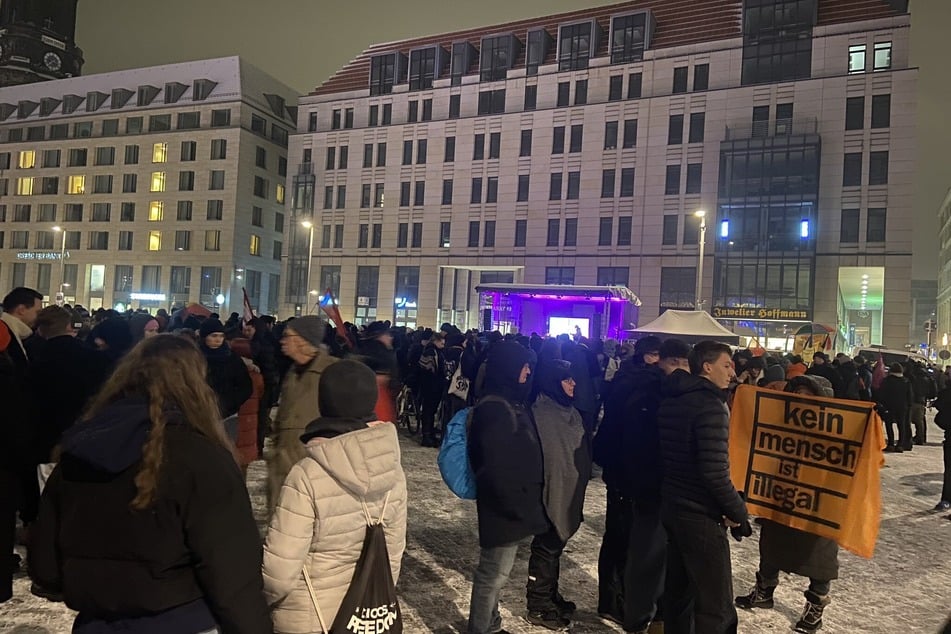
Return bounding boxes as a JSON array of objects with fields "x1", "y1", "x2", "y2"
[{"x1": 310, "y1": 0, "x2": 904, "y2": 96}]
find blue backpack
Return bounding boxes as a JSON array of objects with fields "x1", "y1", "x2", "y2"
[{"x1": 437, "y1": 407, "x2": 476, "y2": 499}]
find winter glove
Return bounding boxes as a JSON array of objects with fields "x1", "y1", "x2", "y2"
[{"x1": 730, "y1": 519, "x2": 753, "y2": 542}]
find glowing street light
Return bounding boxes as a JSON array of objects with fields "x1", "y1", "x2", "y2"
[{"x1": 694, "y1": 210, "x2": 707, "y2": 310}]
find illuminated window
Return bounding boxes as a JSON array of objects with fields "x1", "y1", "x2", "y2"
[
  {"x1": 276, "y1": 183, "x2": 285, "y2": 204},
  {"x1": 250, "y1": 234, "x2": 261, "y2": 256},
  {"x1": 148, "y1": 230, "x2": 162, "y2": 251},
  {"x1": 149, "y1": 201, "x2": 164, "y2": 221},
  {"x1": 17, "y1": 150, "x2": 35, "y2": 169},
  {"x1": 204, "y1": 230, "x2": 221, "y2": 251},
  {"x1": 152, "y1": 142, "x2": 168, "y2": 163},
  {"x1": 150, "y1": 171, "x2": 166, "y2": 192},
  {"x1": 16, "y1": 177, "x2": 34, "y2": 195},
  {"x1": 67, "y1": 175, "x2": 85, "y2": 194}
]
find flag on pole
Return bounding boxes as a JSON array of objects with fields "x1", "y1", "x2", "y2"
[
  {"x1": 319, "y1": 288, "x2": 352, "y2": 348},
  {"x1": 242, "y1": 287, "x2": 255, "y2": 325}
]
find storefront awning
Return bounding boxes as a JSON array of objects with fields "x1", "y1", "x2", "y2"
[{"x1": 474, "y1": 284, "x2": 642, "y2": 306}]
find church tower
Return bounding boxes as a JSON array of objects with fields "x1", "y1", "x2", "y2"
[{"x1": 0, "y1": 0, "x2": 84, "y2": 87}]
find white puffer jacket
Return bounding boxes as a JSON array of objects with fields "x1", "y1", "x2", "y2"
[{"x1": 263, "y1": 422, "x2": 407, "y2": 634}]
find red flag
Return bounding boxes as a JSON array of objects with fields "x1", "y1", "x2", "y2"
[
  {"x1": 242, "y1": 287, "x2": 255, "y2": 325},
  {"x1": 871, "y1": 353, "x2": 886, "y2": 390},
  {"x1": 318, "y1": 288, "x2": 352, "y2": 349}
]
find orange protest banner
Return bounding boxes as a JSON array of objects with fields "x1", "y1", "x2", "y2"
[{"x1": 729, "y1": 384, "x2": 885, "y2": 558}]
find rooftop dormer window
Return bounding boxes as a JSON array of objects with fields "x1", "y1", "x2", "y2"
[
  {"x1": 610, "y1": 12, "x2": 655, "y2": 64},
  {"x1": 409, "y1": 46, "x2": 445, "y2": 90},
  {"x1": 480, "y1": 34, "x2": 521, "y2": 82},
  {"x1": 558, "y1": 20, "x2": 600, "y2": 72},
  {"x1": 369, "y1": 52, "x2": 406, "y2": 96},
  {"x1": 526, "y1": 28, "x2": 554, "y2": 76}
]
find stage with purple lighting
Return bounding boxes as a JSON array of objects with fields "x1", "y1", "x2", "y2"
[{"x1": 473, "y1": 283, "x2": 642, "y2": 340}]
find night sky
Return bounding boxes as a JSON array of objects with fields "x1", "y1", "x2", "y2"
[{"x1": 76, "y1": 0, "x2": 948, "y2": 279}]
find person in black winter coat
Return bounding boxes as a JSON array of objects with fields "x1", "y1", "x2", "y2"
[
  {"x1": 806, "y1": 352, "x2": 844, "y2": 398},
  {"x1": 29, "y1": 335, "x2": 272, "y2": 634},
  {"x1": 199, "y1": 319, "x2": 253, "y2": 436},
  {"x1": 417, "y1": 332, "x2": 447, "y2": 447},
  {"x1": 657, "y1": 340, "x2": 748, "y2": 634},
  {"x1": 243, "y1": 318, "x2": 280, "y2": 453},
  {"x1": 466, "y1": 341, "x2": 548, "y2": 634},
  {"x1": 29, "y1": 306, "x2": 111, "y2": 465},
  {"x1": 593, "y1": 335, "x2": 661, "y2": 622},
  {"x1": 612, "y1": 338, "x2": 692, "y2": 633},
  {"x1": 875, "y1": 363, "x2": 915, "y2": 452},
  {"x1": 833, "y1": 354, "x2": 861, "y2": 401},
  {"x1": 908, "y1": 364, "x2": 936, "y2": 445}
]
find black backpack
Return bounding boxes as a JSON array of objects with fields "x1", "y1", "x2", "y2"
[{"x1": 303, "y1": 492, "x2": 402, "y2": 634}]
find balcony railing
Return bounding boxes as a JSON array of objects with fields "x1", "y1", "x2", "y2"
[{"x1": 725, "y1": 117, "x2": 818, "y2": 141}]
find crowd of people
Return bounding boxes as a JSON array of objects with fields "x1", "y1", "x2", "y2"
[{"x1": 1, "y1": 283, "x2": 949, "y2": 634}]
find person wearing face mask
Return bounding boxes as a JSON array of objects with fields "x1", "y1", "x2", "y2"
[
  {"x1": 466, "y1": 341, "x2": 548, "y2": 634},
  {"x1": 525, "y1": 359, "x2": 592, "y2": 629},
  {"x1": 198, "y1": 318, "x2": 252, "y2": 444},
  {"x1": 657, "y1": 341, "x2": 748, "y2": 634}
]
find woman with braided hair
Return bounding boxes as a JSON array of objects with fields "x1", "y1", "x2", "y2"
[{"x1": 29, "y1": 335, "x2": 271, "y2": 634}]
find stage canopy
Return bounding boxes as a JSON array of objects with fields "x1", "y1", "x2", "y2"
[
  {"x1": 630, "y1": 309, "x2": 740, "y2": 345},
  {"x1": 473, "y1": 284, "x2": 641, "y2": 339}
]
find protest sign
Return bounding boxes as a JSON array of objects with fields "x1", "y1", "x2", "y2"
[{"x1": 729, "y1": 384, "x2": 885, "y2": 558}]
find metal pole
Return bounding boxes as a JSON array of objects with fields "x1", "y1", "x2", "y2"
[
  {"x1": 59, "y1": 229, "x2": 66, "y2": 293},
  {"x1": 695, "y1": 214, "x2": 706, "y2": 310},
  {"x1": 305, "y1": 225, "x2": 315, "y2": 313}
]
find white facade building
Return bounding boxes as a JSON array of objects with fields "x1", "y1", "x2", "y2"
[
  {"x1": 0, "y1": 56, "x2": 297, "y2": 315},
  {"x1": 286, "y1": 0, "x2": 914, "y2": 347}
]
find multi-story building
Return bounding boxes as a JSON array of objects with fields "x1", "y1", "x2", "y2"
[
  {"x1": 935, "y1": 188, "x2": 951, "y2": 356},
  {"x1": 0, "y1": 56, "x2": 297, "y2": 315},
  {"x1": 287, "y1": 0, "x2": 914, "y2": 347}
]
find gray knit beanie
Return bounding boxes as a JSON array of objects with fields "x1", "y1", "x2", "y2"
[{"x1": 287, "y1": 316, "x2": 326, "y2": 348}]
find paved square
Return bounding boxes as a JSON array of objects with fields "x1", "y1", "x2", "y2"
[{"x1": 4, "y1": 419, "x2": 949, "y2": 633}]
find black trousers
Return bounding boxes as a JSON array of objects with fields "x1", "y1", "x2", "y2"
[
  {"x1": 0, "y1": 468, "x2": 17, "y2": 602},
  {"x1": 943, "y1": 429, "x2": 951, "y2": 502},
  {"x1": 597, "y1": 489, "x2": 632, "y2": 616},
  {"x1": 662, "y1": 507, "x2": 738, "y2": 634},
  {"x1": 526, "y1": 526, "x2": 566, "y2": 612},
  {"x1": 623, "y1": 504, "x2": 667, "y2": 631},
  {"x1": 419, "y1": 394, "x2": 440, "y2": 440},
  {"x1": 884, "y1": 415, "x2": 913, "y2": 450}
]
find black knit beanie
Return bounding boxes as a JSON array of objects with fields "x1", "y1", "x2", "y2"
[{"x1": 300, "y1": 360, "x2": 379, "y2": 442}]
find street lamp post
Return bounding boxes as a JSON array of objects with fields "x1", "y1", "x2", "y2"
[
  {"x1": 52, "y1": 225, "x2": 66, "y2": 301},
  {"x1": 694, "y1": 210, "x2": 707, "y2": 311},
  {"x1": 300, "y1": 221, "x2": 315, "y2": 313}
]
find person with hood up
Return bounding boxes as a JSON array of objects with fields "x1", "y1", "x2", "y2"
[
  {"x1": 198, "y1": 318, "x2": 252, "y2": 443},
  {"x1": 129, "y1": 312, "x2": 158, "y2": 344},
  {"x1": 806, "y1": 352, "x2": 844, "y2": 397},
  {"x1": 90, "y1": 316, "x2": 134, "y2": 370},
  {"x1": 657, "y1": 340, "x2": 749, "y2": 634},
  {"x1": 263, "y1": 360, "x2": 407, "y2": 633},
  {"x1": 526, "y1": 359, "x2": 592, "y2": 629},
  {"x1": 28, "y1": 335, "x2": 272, "y2": 634},
  {"x1": 466, "y1": 341, "x2": 548, "y2": 634},
  {"x1": 785, "y1": 355, "x2": 808, "y2": 380},
  {"x1": 735, "y1": 374, "x2": 840, "y2": 634},
  {"x1": 268, "y1": 316, "x2": 339, "y2": 513}
]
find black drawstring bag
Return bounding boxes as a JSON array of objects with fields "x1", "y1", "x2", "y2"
[{"x1": 303, "y1": 492, "x2": 402, "y2": 634}]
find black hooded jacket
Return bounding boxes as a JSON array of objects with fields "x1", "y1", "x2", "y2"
[
  {"x1": 29, "y1": 399, "x2": 272, "y2": 634},
  {"x1": 598, "y1": 362, "x2": 665, "y2": 506},
  {"x1": 656, "y1": 370, "x2": 747, "y2": 523},
  {"x1": 468, "y1": 342, "x2": 548, "y2": 548}
]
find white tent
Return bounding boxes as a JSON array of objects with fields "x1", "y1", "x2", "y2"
[{"x1": 630, "y1": 310, "x2": 740, "y2": 344}]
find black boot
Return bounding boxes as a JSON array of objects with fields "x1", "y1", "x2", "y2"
[
  {"x1": 794, "y1": 590, "x2": 829, "y2": 633},
  {"x1": 552, "y1": 591, "x2": 576, "y2": 617},
  {"x1": 526, "y1": 609, "x2": 570, "y2": 631},
  {"x1": 735, "y1": 573, "x2": 775, "y2": 609}
]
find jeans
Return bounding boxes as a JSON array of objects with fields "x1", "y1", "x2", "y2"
[
  {"x1": 526, "y1": 527, "x2": 566, "y2": 612},
  {"x1": 623, "y1": 505, "x2": 667, "y2": 630},
  {"x1": 662, "y1": 507, "x2": 738, "y2": 634},
  {"x1": 597, "y1": 489, "x2": 633, "y2": 616},
  {"x1": 759, "y1": 562, "x2": 831, "y2": 596},
  {"x1": 911, "y1": 403, "x2": 927, "y2": 444},
  {"x1": 467, "y1": 542, "x2": 520, "y2": 634},
  {"x1": 884, "y1": 414, "x2": 913, "y2": 449}
]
